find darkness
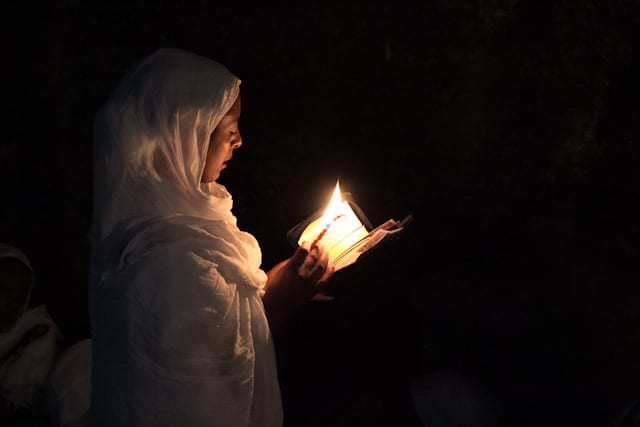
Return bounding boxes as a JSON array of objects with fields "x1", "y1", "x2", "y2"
[{"x1": 2, "y1": 1, "x2": 639, "y2": 426}]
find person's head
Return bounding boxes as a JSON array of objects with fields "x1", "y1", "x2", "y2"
[
  {"x1": 0, "y1": 244, "x2": 34, "y2": 332},
  {"x1": 201, "y1": 94, "x2": 242, "y2": 183},
  {"x1": 91, "y1": 48, "x2": 243, "y2": 243}
]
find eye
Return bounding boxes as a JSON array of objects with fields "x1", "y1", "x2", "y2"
[{"x1": 229, "y1": 131, "x2": 237, "y2": 136}]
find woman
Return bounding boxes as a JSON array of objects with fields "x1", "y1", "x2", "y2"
[
  {"x1": 89, "y1": 48, "x2": 332, "y2": 426},
  {"x1": 0, "y1": 243, "x2": 62, "y2": 424}
]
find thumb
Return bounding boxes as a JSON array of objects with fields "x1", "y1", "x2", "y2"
[{"x1": 289, "y1": 241, "x2": 310, "y2": 270}]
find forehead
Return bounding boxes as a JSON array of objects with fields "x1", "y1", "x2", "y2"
[{"x1": 224, "y1": 95, "x2": 241, "y2": 119}]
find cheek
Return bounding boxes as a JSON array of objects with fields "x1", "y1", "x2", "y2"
[
  {"x1": 204, "y1": 137, "x2": 227, "y2": 172},
  {"x1": 206, "y1": 135, "x2": 220, "y2": 161},
  {"x1": 207, "y1": 143, "x2": 226, "y2": 163}
]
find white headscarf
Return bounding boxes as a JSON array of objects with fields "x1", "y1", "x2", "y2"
[
  {"x1": 0, "y1": 243, "x2": 34, "y2": 272},
  {"x1": 90, "y1": 48, "x2": 241, "y2": 278},
  {"x1": 0, "y1": 243, "x2": 34, "y2": 314}
]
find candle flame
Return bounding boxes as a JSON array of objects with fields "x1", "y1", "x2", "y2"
[
  {"x1": 298, "y1": 180, "x2": 369, "y2": 263},
  {"x1": 320, "y1": 181, "x2": 344, "y2": 224}
]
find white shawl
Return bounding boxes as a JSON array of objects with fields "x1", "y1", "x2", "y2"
[
  {"x1": 89, "y1": 48, "x2": 282, "y2": 426},
  {"x1": 0, "y1": 306, "x2": 61, "y2": 408}
]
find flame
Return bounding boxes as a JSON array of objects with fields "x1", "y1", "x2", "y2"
[
  {"x1": 320, "y1": 181, "x2": 344, "y2": 225},
  {"x1": 298, "y1": 180, "x2": 369, "y2": 264}
]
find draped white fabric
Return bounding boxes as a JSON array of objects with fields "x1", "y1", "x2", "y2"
[
  {"x1": 0, "y1": 305, "x2": 61, "y2": 408},
  {"x1": 89, "y1": 48, "x2": 282, "y2": 426},
  {"x1": 46, "y1": 338, "x2": 92, "y2": 426}
]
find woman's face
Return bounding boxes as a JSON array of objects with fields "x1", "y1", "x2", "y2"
[{"x1": 201, "y1": 95, "x2": 242, "y2": 183}]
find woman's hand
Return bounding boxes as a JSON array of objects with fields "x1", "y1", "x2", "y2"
[{"x1": 262, "y1": 242, "x2": 334, "y2": 332}]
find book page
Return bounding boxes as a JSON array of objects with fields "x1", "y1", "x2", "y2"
[
  {"x1": 297, "y1": 200, "x2": 369, "y2": 264},
  {"x1": 331, "y1": 220, "x2": 403, "y2": 271}
]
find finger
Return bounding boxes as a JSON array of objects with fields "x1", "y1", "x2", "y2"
[
  {"x1": 308, "y1": 244, "x2": 320, "y2": 262},
  {"x1": 317, "y1": 263, "x2": 335, "y2": 284},
  {"x1": 290, "y1": 241, "x2": 310, "y2": 270},
  {"x1": 309, "y1": 246, "x2": 329, "y2": 282},
  {"x1": 300, "y1": 245, "x2": 320, "y2": 276},
  {"x1": 308, "y1": 261, "x2": 326, "y2": 283}
]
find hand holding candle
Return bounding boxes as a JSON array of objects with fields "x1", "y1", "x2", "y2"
[{"x1": 297, "y1": 241, "x2": 333, "y2": 283}]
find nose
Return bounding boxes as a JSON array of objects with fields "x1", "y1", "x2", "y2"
[{"x1": 232, "y1": 133, "x2": 243, "y2": 149}]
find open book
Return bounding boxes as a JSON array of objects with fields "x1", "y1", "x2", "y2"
[{"x1": 287, "y1": 181, "x2": 412, "y2": 272}]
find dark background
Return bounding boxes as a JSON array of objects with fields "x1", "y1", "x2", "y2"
[{"x1": 2, "y1": 1, "x2": 639, "y2": 426}]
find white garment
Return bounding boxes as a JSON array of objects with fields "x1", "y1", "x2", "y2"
[
  {"x1": 46, "y1": 338, "x2": 92, "y2": 427},
  {"x1": 89, "y1": 48, "x2": 282, "y2": 426},
  {"x1": 0, "y1": 305, "x2": 61, "y2": 408}
]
